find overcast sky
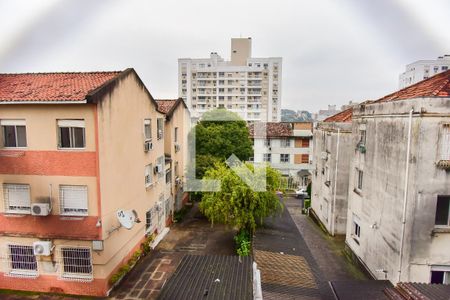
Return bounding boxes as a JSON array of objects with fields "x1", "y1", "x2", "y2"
[{"x1": 1, "y1": 0, "x2": 449, "y2": 112}]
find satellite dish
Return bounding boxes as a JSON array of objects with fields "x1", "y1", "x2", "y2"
[{"x1": 117, "y1": 210, "x2": 138, "y2": 230}]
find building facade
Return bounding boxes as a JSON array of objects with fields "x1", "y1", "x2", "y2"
[
  {"x1": 346, "y1": 71, "x2": 450, "y2": 285},
  {"x1": 250, "y1": 122, "x2": 313, "y2": 188},
  {"x1": 399, "y1": 55, "x2": 450, "y2": 89},
  {"x1": 0, "y1": 69, "x2": 186, "y2": 296},
  {"x1": 178, "y1": 38, "x2": 282, "y2": 122},
  {"x1": 311, "y1": 108, "x2": 353, "y2": 235}
]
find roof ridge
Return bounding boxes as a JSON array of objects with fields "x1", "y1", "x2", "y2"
[{"x1": 0, "y1": 70, "x2": 123, "y2": 75}]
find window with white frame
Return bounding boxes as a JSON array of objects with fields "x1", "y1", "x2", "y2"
[
  {"x1": 145, "y1": 208, "x2": 153, "y2": 233},
  {"x1": 263, "y1": 153, "x2": 271, "y2": 162},
  {"x1": 3, "y1": 183, "x2": 31, "y2": 214},
  {"x1": 280, "y1": 154, "x2": 289, "y2": 163},
  {"x1": 59, "y1": 185, "x2": 88, "y2": 216},
  {"x1": 1, "y1": 119, "x2": 27, "y2": 148},
  {"x1": 157, "y1": 118, "x2": 164, "y2": 140},
  {"x1": 439, "y1": 124, "x2": 450, "y2": 161},
  {"x1": 144, "y1": 119, "x2": 152, "y2": 141},
  {"x1": 280, "y1": 138, "x2": 291, "y2": 148},
  {"x1": 352, "y1": 214, "x2": 361, "y2": 244},
  {"x1": 58, "y1": 120, "x2": 85, "y2": 148},
  {"x1": 435, "y1": 195, "x2": 450, "y2": 227},
  {"x1": 431, "y1": 266, "x2": 450, "y2": 284},
  {"x1": 145, "y1": 164, "x2": 153, "y2": 187},
  {"x1": 7, "y1": 244, "x2": 37, "y2": 277},
  {"x1": 60, "y1": 247, "x2": 93, "y2": 280},
  {"x1": 264, "y1": 139, "x2": 271, "y2": 147},
  {"x1": 157, "y1": 156, "x2": 165, "y2": 179},
  {"x1": 359, "y1": 129, "x2": 367, "y2": 146}
]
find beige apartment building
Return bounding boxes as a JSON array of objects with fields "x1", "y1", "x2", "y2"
[
  {"x1": 179, "y1": 38, "x2": 282, "y2": 122},
  {"x1": 346, "y1": 70, "x2": 450, "y2": 285},
  {"x1": 0, "y1": 69, "x2": 186, "y2": 296}
]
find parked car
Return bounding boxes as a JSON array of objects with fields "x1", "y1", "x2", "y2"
[{"x1": 295, "y1": 187, "x2": 308, "y2": 198}]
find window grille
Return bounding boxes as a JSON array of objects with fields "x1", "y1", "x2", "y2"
[
  {"x1": 58, "y1": 247, "x2": 93, "y2": 281},
  {"x1": 145, "y1": 164, "x2": 153, "y2": 187},
  {"x1": 5, "y1": 244, "x2": 38, "y2": 278},
  {"x1": 145, "y1": 208, "x2": 154, "y2": 233},
  {"x1": 440, "y1": 124, "x2": 450, "y2": 161},
  {"x1": 60, "y1": 185, "x2": 88, "y2": 216},
  {"x1": 3, "y1": 184, "x2": 31, "y2": 214}
]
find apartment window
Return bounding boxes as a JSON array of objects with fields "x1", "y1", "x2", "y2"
[
  {"x1": 1, "y1": 120, "x2": 27, "y2": 148},
  {"x1": 7, "y1": 245, "x2": 37, "y2": 276},
  {"x1": 431, "y1": 268, "x2": 450, "y2": 284},
  {"x1": 352, "y1": 214, "x2": 361, "y2": 244},
  {"x1": 280, "y1": 138, "x2": 291, "y2": 148},
  {"x1": 435, "y1": 196, "x2": 450, "y2": 227},
  {"x1": 442, "y1": 66, "x2": 449, "y2": 71},
  {"x1": 174, "y1": 127, "x2": 179, "y2": 143},
  {"x1": 145, "y1": 208, "x2": 153, "y2": 233},
  {"x1": 439, "y1": 124, "x2": 450, "y2": 161},
  {"x1": 60, "y1": 185, "x2": 88, "y2": 216},
  {"x1": 301, "y1": 154, "x2": 309, "y2": 164},
  {"x1": 165, "y1": 197, "x2": 171, "y2": 219},
  {"x1": 60, "y1": 247, "x2": 93, "y2": 280},
  {"x1": 263, "y1": 153, "x2": 271, "y2": 162},
  {"x1": 144, "y1": 119, "x2": 152, "y2": 141},
  {"x1": 264, "y1": 139, "x2": 271, "y2": 147},
  {"x1": 301, "y1": 138, "x2": 310, "y2": 148},
  {"x1": 3, "y1": 184, "x2": 31, "y2": 214},
  {"x1": 145, "y1": 164, "x2": 153, "y2": 187},
  {"x1": 58, "y1": 120, "x2": 85, "y2": 148},
  {"x1": 157, "y1": 118, "x2": 164, "y2": 140},
  {"x1": 280, "y1": 154, "x2": 289, "y2": 163},
  {"x1": 356, "y1": 169, "x2": 363, "y2": 190}
]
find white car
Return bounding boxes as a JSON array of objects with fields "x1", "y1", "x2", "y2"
[{"x1": 295, "y1": 188, "x2": 308, "y2": 198}]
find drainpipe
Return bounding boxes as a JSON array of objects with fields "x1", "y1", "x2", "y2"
[
  {"x1": 398, "y1": 109, "x2": 414, "y2": 283},
  {"x1": 331, "y1": 128, "x2": 340, "y2": 236}
]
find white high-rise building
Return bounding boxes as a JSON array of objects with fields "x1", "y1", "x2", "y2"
[
  {"x1": 399, "y1": 55, "x2": 450, "y2": 89},
  {"x1": 178, "y1": 38, "x2": 282, "y2": 122}
]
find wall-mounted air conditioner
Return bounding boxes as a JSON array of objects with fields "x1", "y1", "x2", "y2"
[
  {"x1": 33, "y1": 241, "x2": 52, "y2": 256},
  {"x1": 144, "y1": 140, "x2": 153, "y2": 152},
  {"x1": 31, "y1": 203, "x2": 50, "y2": 216}
]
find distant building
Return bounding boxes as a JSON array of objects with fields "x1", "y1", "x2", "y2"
[
  {"x1": 178, "y1": 38, "x2": 282, "y2": 122},
  {"x1": 340, "y1": 101, "x2": 359, "y2": 111},
  {"x1": 399, "y1": 55, "x2": 450, "y2": 89},
  {"x1": 312, "y1": 105, "x2": 340, "y2": 122},
  {"x1": 250, "y1": 122, "x2": 313, "y2": 188},
  {"x1": 311, "y1": 107, "x2": 353, "y2": 235},
  {"x1": 346, "y1": 71, "x2": 450, "y2": 284},
  {"x1": 0, "y1": 69, "x2": 189, "y2": 296}
]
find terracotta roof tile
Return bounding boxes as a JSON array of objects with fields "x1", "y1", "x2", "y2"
[
  {"x1": 324, "y1": 107, "x2": 353, "y2": 122},
  {"x1": 0, "y1": 71, "x2": 122, "y2": 102},
  {"x1": 155, "y1": 99, "x2": 178, "y2": 114},
  {"x1": 249, "y1": 122, "x2": 293, "y2": 138},
  {"x1": 376, "y1": 69, "x2": 450, "y2": 103}
]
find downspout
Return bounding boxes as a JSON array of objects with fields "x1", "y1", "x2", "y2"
[
  {"x1": 398, "y1": 109, "x2": 414, "y2": 283},
  {"x1": 331, "y1": 128, "x2": 340, "y2": 236}
]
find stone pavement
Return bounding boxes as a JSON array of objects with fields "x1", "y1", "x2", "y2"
[{"x1": 109, "y1": 202, "x2": 236, "y2": 300}]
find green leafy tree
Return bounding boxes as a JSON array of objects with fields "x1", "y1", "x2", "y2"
[
  {"x1": 190, "y1": 109, "x2": 253, "y2": 179},
  {"x1": 199, "y1": 162, "x2": 283, "y2": 233}
]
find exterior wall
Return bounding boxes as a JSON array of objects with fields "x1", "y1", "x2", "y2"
[
  {"x1": 399, "y1": 56, "x2": 450, "y2": 89},
  {"x1": 231, "y1": 38, "x2": 252, "y2": 66},
  {"x1": 164, "y1": 104, "x2": 190, "y2": 211},
  {"x1": 311, "y1": 122, "x2": 352, "y2": 235},
  {"x1": 95, "y1": 72, "x2": 166, "y2": 281},
  {"x1": 178, "y1": 39, "x2": 282, "y2": 122},
  {"x1": 345, "y1": 98, "x2": 450, "y2": 284}
]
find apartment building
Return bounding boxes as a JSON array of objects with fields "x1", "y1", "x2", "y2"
[
  {"x1": 155, "y1": 99, "x2": 190, "y2": 212},
  {"x1": 346, "y1": 70, "x2": 450, "y2": 284},
  {"x1": 178, "y1": 38, "x2": 282, "y2": 122},
  {"x1": 0, "y1": 69, "x2": 183, "y2": 296},
  {"x1": 399, "y1": 54, "x2": 450, "y2": 89},
  {"x1": 311, "y1": 108, "x2": 353, "y2": 235},
  {"x1": 250, "y1": 122, "x2": 313, "y2": 188}
]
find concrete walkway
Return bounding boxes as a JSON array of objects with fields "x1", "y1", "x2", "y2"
[{"x1": 109, "y1": 202, "x2": 236, "y2": 300}]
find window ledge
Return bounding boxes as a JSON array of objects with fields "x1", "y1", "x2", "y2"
[
  {"x1": 432, "y1": 227, "x2": 450, "y2": 234},
  {"x1": 353, "y1": 188, "x2": 362, "y2": 196}
]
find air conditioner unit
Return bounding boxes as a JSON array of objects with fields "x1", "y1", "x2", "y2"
[
  {"x1": 154, "y1": 164, "x2": 162, "y2": 174},
  {"x1": 31, "y1": 203, "x2": 50, "y2": 216},
  {"x1": 33, "y1": 241, "x2": 52, "y2": 256},
  {"x1": 175, "y1": 177, "x2": 182, "y2": 185},
  {"x1": 321, "y1": 152, "x2": 328, "y2": 160},
  {"x1": 144, "y1": 140, "x2": 153, "y2": 152}
]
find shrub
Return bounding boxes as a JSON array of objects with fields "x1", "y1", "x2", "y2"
[{"x1": 234, "y1": 229, "x2": 251, "y2": 256}]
